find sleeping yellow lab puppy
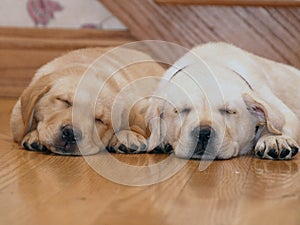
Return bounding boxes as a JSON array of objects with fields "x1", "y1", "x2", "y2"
[
  {"x1": 10, "y1": 47, "x2": 164, "y2": 155},
  {"x1": 146, "y1": 42, "x2": 300, "y2": 160}
]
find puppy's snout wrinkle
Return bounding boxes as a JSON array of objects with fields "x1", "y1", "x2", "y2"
[{"x1": 192, "y1": 126, "x2": 213, "y2": 157}]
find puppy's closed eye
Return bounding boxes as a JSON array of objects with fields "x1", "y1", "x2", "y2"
[
  {"x1": 174, "y1": 107, "x2": 191, "y2": 114},
  {"x1": 56, "y1": 97, "x2": 72, "y2": 108},
  {"x1": 219, "y1": 108, "x2": 237, "y2": 115},
  {"x1": 95, "y1": 118, "x2": 104, "y2": 124}
]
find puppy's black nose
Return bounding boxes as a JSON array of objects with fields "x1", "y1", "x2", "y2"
[
  {"x1": 199, "y1": 127, "x2": 211, "y2": 142},
  {"x1": 192, "y1": 126, "x2": 212, "y2": 157},
  {"x1": 61, "y1": 125, "x2": 81, "y2": 144}
]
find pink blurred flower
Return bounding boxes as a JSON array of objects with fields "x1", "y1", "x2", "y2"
[
  {"x1": 81, "y1": 23, "x2": 98, "y2": 29},
  {"x1": 27, "y1": 0, "x2": 63, "y2": 26}
]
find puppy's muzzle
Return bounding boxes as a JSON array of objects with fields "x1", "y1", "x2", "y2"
[
  {"x1": 192, "y1": 126, "x2": 213, "y2": 158},
  {"x1": 55, "y1": 125, "x2": 82, "y2": 154}
]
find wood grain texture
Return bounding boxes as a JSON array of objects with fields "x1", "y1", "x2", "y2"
[
  {"x1": 0, "y1": 28, "x2": 134, "y2": 97},
  {"x1": 1, "y1": 98, "x2": 300, "y2": 225},
  {"x1": 156, "y1": 0, "x2": 300, "y2": 6},
  {"x1": 100, "y1": 0, "x2": 300, "y2": 69}
]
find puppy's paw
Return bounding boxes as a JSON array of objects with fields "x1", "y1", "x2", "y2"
[
  {"x1": 108, "y1": 130, "x2": 147, "y2": 154},
  {"x1": 255, "y1": 135, "x2": 299, "y2": 160},
  {"x1": 21, "y1": 130, "x2": 47, "y2": 152}
]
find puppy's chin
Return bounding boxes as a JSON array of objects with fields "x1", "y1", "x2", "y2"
[
  {"x1": 45, "y1": 144, "x2": 100, "y2": 156},
  {"x1": 173, "y1": 139, "x2": 219, "y2": 161},
  {"x1": 174, "y1": 148, "x2": 233, "y2": 161},
  {"x1": 214, "y1": 141, "x2": 240, "y2": 160}
]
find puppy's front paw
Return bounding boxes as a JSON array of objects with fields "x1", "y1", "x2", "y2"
[
  {"x1": 255, "y1": 135, "x2": 299, "y2": 160},
  {"x1": 108, "y1": 130, "x2": 147, "y2": 154},
  {"x1": 21, "y1": 130, "x2": 47, "y2": 152}
]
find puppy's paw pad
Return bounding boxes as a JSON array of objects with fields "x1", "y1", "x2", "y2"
[
  {"x1": 109, "y1": 130, "x2": 147, "y2": 154},
  {"x1": 30, "y1": 142, "x2": 40, "y2": 150},
  {"x1": 255, "y1": 135, "x2": 299, "y2": 160},
  {"x1": 21, "y1": 130, "x2": 44, "y2": 152},
  {"x1": 22, "y1": 141, "x2": 31, "y2": 150},
  {"x1": 292, "y1": 147, "x2": 299, "y2": 157},
  {"x1": 149, "y1": 144, "x2": 173, "y2": 154}
]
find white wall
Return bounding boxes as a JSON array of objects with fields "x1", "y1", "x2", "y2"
[{"x1": 0, "y1": 0, "x2": 126, "y2": 30}]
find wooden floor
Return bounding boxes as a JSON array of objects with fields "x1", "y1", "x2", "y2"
[{"x1": 1, "y1": 97, "x2": 300, "y2": 225}]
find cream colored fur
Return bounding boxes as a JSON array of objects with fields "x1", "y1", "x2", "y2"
[
  {"x1": 146, "y1": 42, "x2": 300, "y2": 160},
  {"x1": 10, "y1": 48, "x2": 164, "y2": 155}
]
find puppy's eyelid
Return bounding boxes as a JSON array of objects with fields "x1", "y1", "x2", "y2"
[
  {"x1": 174, "y1": 108, "x2": 191, "y2": 114},
  {"x1": 181, "y1": 108, "x2": 191, "y2": 114},
  {"x1": 219, "y1": 108, "x2": 237, "y2": 115},
  {"x1": 56, "y1": 97, "x2": 72, "y2": 107},
  {"x1": 95, "y1": 118, "x2": 104, "y2": 124}
]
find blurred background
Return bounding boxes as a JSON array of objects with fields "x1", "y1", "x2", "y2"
[
  {"x1": 0, "y1": 0, "x2": 126, "y2": 30},
  {"x1": 1, "y1": 0, "x2": 299, "y2": 97}
]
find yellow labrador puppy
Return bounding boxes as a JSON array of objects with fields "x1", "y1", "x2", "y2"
[
  {"x1": 146, "y1": 42, "x2": 300, "y2": 160},
  {"x1": 11, "y1": 47, "x2": 164, "y2": 155}
]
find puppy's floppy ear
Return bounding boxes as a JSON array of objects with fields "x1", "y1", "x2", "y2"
[
  {"x1": 145, "y1": 98, "x2": 165, "y2": 151},
  {"x1": 19, "y1": 74, "x2": 55, "y2": 142},
  {"x1": 242, "y1": 93, "x2": 283, "y2": 135}
]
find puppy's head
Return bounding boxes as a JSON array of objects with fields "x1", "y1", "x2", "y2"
[
  {"x1": 18, "y1": 67, "x2": 115, "y2": 155},
  {"x1": 146, "y1": 64, "x2": 284, "y2": 160}
]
